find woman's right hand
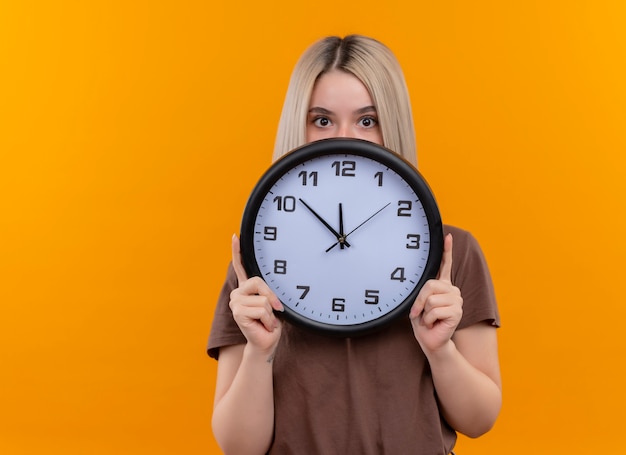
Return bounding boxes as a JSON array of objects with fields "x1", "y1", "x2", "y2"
[{"x1": 229, "y1": 234, "x2": 284, "y2": 354}]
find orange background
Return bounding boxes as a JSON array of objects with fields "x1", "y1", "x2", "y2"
[{"x1": 1, "y1": 1, "x2": 625, "y2": 454}]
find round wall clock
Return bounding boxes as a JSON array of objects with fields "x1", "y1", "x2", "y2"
[{"x1": 240, "y1": 138, "x2": 443, "y2": 336}]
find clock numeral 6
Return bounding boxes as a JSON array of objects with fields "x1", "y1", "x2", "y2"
[
  {"x1": 364, "y1": 289, "x2": 380, "y2": 305},
  {"x1": 274, "y1": 260, "x2": 287, "y2": 274},
  {"x1": 332, "y1": 298, "x2": 346, "y2": 312},
  {"x1": 390, "y1": 267, "x2": 407, "y2": 282},
  {"x1": 406, "y1": 234, "x2": 420, "y2": 249}
]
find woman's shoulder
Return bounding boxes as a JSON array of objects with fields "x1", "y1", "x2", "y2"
[
  {"x1": 443, "y1": 224, "x2": 480, "y2": 251},
  {"x1": 443, "y1": 223, "x2": 471, "y2": 238}
]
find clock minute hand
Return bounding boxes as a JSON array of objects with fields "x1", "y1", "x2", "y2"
[
  {"x1": 299, "y1": 198, "x2": 351, "y2": 248},
  {"x1": 325, "y1": 202, "x2": 391, "y2": 252},
  {"x1": 326, "y1": 202, "x2": 349, "y2": 252},
  {"x1": 338, "y1": 202, "x2": 346, "y2": 250}
]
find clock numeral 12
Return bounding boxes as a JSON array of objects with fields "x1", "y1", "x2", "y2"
[{"x1": 331, "y1": 160, "x2": 356, "y2": 177}]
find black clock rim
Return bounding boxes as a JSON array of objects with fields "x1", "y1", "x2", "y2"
[{"x1": 239, "y1": 138, "x2": 444, "y2": 337}]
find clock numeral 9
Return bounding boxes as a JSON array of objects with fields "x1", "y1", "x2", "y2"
[
  {"x1": 273, "y1": 195, "x2": 296, "y2": 212},
  {"x1": 364, "y1": 289, "x2": 380, "y2": 305},
  {"x1": 263, "y1": 226, "x2": 277, "y2": 241},
  {"x1": 390, "y1": 267, "x2": 406, "y2": 282},
  {"x1": 331, "y1": 160, "x2": 356, "y2": 177},
  {"x1": 332, "y1": 298, "x2": 346, "y2": 312},
  {"x1": 406, "y1": 234, "x2": 420, "y2": 249},
  {"x1": 274, "y1": 260, "x2": 287, "y2": 274},
  {"x1": 397, "y1": 200, "x2": 412, "y2": 217}
]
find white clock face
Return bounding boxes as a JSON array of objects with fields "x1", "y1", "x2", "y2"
[{"x1": 241, "y1": 140, "x2": 442, "y2": 335}]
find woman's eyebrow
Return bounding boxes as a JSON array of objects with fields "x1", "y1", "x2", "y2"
[
  {"x1": 354, "y1": 105, "x2": 377, "y2": 115},
  {"x1": 308, "y1": 106, "x2": 377, "y2": 115},
  {"x1": 308, "y1": 107, "x2": 332, "y2": 115}
]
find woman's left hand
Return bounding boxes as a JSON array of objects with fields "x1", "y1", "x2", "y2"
[{"x1": 410, "y1": 233, "x2": 463, "y2": 355}]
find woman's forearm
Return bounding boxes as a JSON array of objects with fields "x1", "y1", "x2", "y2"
[
  {"x1": 425, "y1": 328, "x2": 502, "y2": 437},
  {"x1": 212, "y1": 344, "x2": 276, "y2": 455}
]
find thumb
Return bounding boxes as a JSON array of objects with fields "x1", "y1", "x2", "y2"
[
  {"x1": 437, "y1": 233, "x2": 453, "y2": 283},
  {"x1": 231, "y1": 234, "x2": 249, "y2": 284}
]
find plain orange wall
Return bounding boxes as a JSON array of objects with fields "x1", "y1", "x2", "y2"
[{"x1": 1, "y1": 1, "x2": 625, "y2": 454}]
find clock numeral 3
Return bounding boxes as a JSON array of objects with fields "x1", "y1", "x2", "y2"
[
  {"x1": 274, "y1": 260, "x2": 287, "y2": 274},
  {"x1": 390, "y1": 267, "x2": 407, "y2": 282},
  {"x1": 364, "y1": 289, "x2": 380, "y2": 305},
  {"x1": 332, "y1": 298, "x2": 346, "y2": 312},
  {"x1": 406, "y1": 234, "x2": 420, "y2": 249}
]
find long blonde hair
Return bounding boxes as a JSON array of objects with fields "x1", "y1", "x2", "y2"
[{"x1": 273, "y1": 35, "x2": 417, "y2": 166}]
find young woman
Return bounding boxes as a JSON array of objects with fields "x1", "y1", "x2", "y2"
[{"x1": 208, "y1": 35, "x2": 502, "y2": 455}]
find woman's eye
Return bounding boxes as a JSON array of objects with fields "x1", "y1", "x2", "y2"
[
  {"x1": 358, "y1": 116, "x2": 378, "y2": 128},
  {"x1": 313, "y1": 117, "x2": 331, "y2": 127}
]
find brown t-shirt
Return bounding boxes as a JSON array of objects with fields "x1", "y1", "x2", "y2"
[{"x1": 208, "y1": 225, "x2": 500, "y2": 455}]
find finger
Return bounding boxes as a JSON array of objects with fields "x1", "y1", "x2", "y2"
[
  {"x1": 409, "y1": 279, "x2": 436, "y2": 319},
  {"x1": 232, "y1": 298, "x2": 280, "y2": 332},
  {"x1": 231, "y1": 234, "x2": 249, "y2": 284},
  {"x1": 409, "y1": 274, "x2": 461, "y2": 320},
  {"x1": 421, "y1": 292, "x2": 463, "y2": 315},
  {"x1": 231, "y1": 238, "x2": 285, "y2": 313},
  {"x1": 255, "y1": 306, "x2": 281, "y2": 332},
  {"x1": 409, "y1": 289, "x2": 427, "y2": 319},
  {"x1": 236, "y1": 277, "x2": 281, "y2": 306},
  {"x1": 420, "y1": 305, "x2": 459, "y2": 329},
  {"x1": 437, "y1": 233, "x2": 453, "y2": 283},
  {"x1": 409, "y1": 301, "x2": 424, "y2": 320}
]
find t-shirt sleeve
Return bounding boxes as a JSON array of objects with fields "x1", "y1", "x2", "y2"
[
  {"x1": 207, "y1": 263, "x2": 246, "y2": 359},
  {"x1": 445, "y1": 225, "x2": 501, "y2": 330}
]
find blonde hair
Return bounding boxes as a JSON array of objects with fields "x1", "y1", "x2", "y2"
[{"x1": 273, "y1": 35, "x2": 417, "y2": 166}]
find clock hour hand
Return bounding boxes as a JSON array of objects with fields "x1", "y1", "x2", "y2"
[
  {"x1": 325, "y1": 202, "x2": 391, "y2": 252},
  {"x1": 299, "y1": 198, "x2": 351, "y2": 248}
]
